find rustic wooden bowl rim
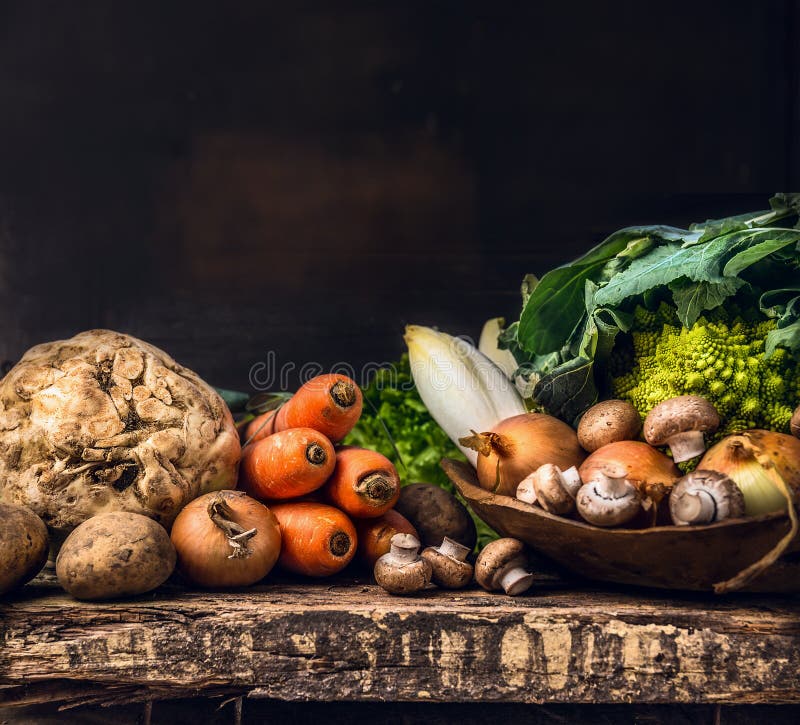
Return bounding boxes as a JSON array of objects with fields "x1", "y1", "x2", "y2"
[{"x1": 442, "y1": 457, "x2": 788, "y2": 536}]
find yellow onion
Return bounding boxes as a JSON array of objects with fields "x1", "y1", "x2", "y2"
[
  {"x1": 698, "y1": 430, "x2": 800, "y2": 594},
  {"x1": 171, "y1": 490, "x2": 282, "y2": 587},
  {"x1": 459, "y1": 413, "x2": 586, "y2": 497},
  {"x1": 698, "y1": 430, "x2": 800, "y2": 516}
]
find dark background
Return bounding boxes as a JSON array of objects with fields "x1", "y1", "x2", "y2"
[{"x1": 0, "y1": 0, "x2": 798, "y2": 393}]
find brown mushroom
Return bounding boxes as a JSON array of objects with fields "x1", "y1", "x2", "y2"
[
  {"x1": 791, "y1": 405, "x2": 800, "y2": 439},
  {"x1": 577, "y1": 400, "x2": 642, "y2": 452},
  {"x1": 643, "y1": 395, "x2": 720, "y2": 463},
  {"x1": 421, "y1": 537, "x2": 473, "y2": 589},
  {"x1": 374, "y1": 533, "x2": 432, "y2": 595},
  {"x1": 474, "y1": 538, "x2": 534, "y2": 596},
  {"x1": 515, "y1": 463, "x2": 581, "y2": 514},
  {"x1": 669, "y1": 470, "x2": 746, "y2": 526},
  {"x1": 575, "y1": 470, "x2": 642, "y2": 527}
]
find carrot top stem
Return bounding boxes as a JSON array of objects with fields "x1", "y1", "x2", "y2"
[
  {"x1": 330, "y1": 380, "x2": 357, "y2": 408},
  {"x1": 208, "y1": 496, "x2": 257, "y2": 559},
  {"x1": 305, "y1": 442, "x2": 328, "y2": 466},
  {"x1": 329, "y1": 531, "x2": 352, "y2": 557},
  {"x1": 357, "y1": 472, "x2": 395, "y2": 503}
]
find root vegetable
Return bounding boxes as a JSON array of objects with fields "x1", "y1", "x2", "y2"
[
  {"x1": 355, "y1": 509, "x2": 419, "y2": 568},
  {"x1": 275, "y1": 374, "x2": 363, "y2": 442},
  {"x1": 0, "y1": 503, "x2": 49, "y2": 595},
  {"x1": 244, "y1": 409, "x2": 280, "y2": 444},
  {"x1": 460, "y1": 413, "x2": 586, "y2": 497},
  {"x1": 324, "y1": 447, "x2": 400, "y2": 519},
  {"x1": 394, "y1": 483, "x2": 477, "y2": 550},
  {"x1": 271, "y1": 502, "x2": 357, "y2": 577},
  {"x1": 239, "y1": 427, "x2": 335, "y2": 501},
  {"x1": 0, "y1": 330, "x2": 241, "y2": 537},
  {"x1": 170, "y1": 490, "x2": 281, "y2": 587},
  {"x1": 56, "y1": 512, "x2": 175, "y2": 600}
]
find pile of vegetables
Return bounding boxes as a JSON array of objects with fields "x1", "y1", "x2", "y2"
[
  {"x1": 499, "y1": 193, "x2": 800, "y2": 429},
  {"x1": 397, "y1": 194, "x2": 800, "y2": 594}
]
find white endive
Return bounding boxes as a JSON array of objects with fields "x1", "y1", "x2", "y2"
[
  {"x1": 478, "y1": 318, "x2": 518, "y2": 379},
  {"x1": 405, "y1": 325, "x2": 526, "y2": 466}
]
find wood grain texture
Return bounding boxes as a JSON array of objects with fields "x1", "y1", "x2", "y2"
[{"x1": 2, "y1": 570, "x2": 800, "y2": 710}]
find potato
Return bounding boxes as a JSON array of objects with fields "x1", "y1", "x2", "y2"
[
  {"x1": 56, "y1": 512, "x2": 176, "y2": 600},
  {"x1": 0, "y1": 503, "x2": 49, "y2": 595},
  {"x1": 395, "y1": 483, "x2": 477, "y2": 550}
]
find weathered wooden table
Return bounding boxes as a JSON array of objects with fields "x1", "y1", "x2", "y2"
[{"x1": 2, "y1": 566, "x2": 800, "y2": 722}]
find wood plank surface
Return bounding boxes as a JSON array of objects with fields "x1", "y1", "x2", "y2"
[{"x1": 2, "y1": 570, "x2": 800, "y2": 710}]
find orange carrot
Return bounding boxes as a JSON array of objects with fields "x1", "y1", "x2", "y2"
[
  {"x1": 243, "y1": 408, "x2": 279, "y2": 445},
  {"x1": 270, "y1": 502, "x2": 357, "y2": 577},
  {"x1": 324, "y1": 446, "x2": 400, "y2": 519},
  {"x1": 275, "y1": 374, "x2": 362, "y2": 442},
  {"x1": 355, "y1": 509, "x2": 418, "y2": 568},
  {"x1": 239, "y1": 427, "x2": 335, "y2": 501}
]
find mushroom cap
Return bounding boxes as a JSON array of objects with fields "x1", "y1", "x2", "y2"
[
  {"x1": 669, "y1": 469, "x2": 745, "y2": 524},
  {"x1": 577, "y1": 400, "x2": 642, "y2": 452},
  {"x1": 421, "y1": 547, "x2": 473, "y2": 589},
  {"x1": 791, "y1": 405, "x2": 800, "y2": 438},
  {"x1": 643, "y1": 395, "x2": 720, "y2": 446},
  {"x1": 575, "y1": 475, "x2": 641, "y2": 527},
  {"x1": 532, "y1": 464, "x2": 575, "y2": 515},
  {"x1": 474, "y1": 537, "x2": 526, "y2": 590}
]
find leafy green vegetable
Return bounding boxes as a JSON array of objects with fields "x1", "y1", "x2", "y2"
[
  {"x1": 344, "y1": 354, "x2": 497, "y2": 548},
  {"x1": 504, "y1": 193, "x2": 800, "y2": 424}
]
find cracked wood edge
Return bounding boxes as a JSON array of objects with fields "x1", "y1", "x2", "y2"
[{"x1": 1, "y1": 580, "x2": 800, "y2": 708}]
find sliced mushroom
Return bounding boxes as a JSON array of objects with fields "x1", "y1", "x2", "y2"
[
  {"x1": 791, "y1": 405, "x2": 800, "y2": 439},
  {"x1": 576, "y1": 471, "x2": 642, "y2": 527},
  {"x1": 669, "y1": 470, "x2": 745, "y2": 526},
  {"x1": 577, "y1": 400, "x2": 642, "y2": 452},
  {"x1": 421, "y1": 537, "x2": 473, "y2": 589},
  {"x1": 515, "y1": 463, "x2": 581, "y2": 514},
  {"x1": 374, "y1": 533, "x2": 432, "y2": 595},
  {"x1": 643, "y1": 395, "x2": 720, "y2": 463},
  {"x1": 474, "y1": 538, "x2": 534, "y2": 596}
]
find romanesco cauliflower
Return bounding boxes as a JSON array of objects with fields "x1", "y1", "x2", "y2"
[{"x1": 610, "y1": 303, "x2": 800, "y2": 436}]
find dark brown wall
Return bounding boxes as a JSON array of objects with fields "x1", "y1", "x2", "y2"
[{"x1": 0, "y1": 0, "x2": 797, "y2": 391}]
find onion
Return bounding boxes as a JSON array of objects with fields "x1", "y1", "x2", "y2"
[
  {"x1": 579, "y1": 440, "x2": 680, "y2": 488},
  {"x1": 699, "y1": 430, "x2": 800, "y2": 515},
  {"x1": 459, "y1": 413, "x2": 585, "y2": 497},
  {"x1": 171, "y1": 490, "x2": 282, "y2": 587},
  {"x1": 698, "y1": 430, "x2": 800, "y2": 593}
]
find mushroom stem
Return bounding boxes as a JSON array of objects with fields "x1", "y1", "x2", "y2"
[
  {"x1": 559, "y1": 466, "x2": 582, "y2": 497},
  {"x1": 388, "y1": 533, "x2": 420, "y2": 564},
  {"x1": 438, "y1": 536, "x2": 470, "y2": 562},
  {"x1": 665, "y1": 430, "x2": 707, "y2": 463},
  {"x1": 672, "y1": 489, "x2": 716, "y2": 525},
  {"x1": 499, "y1": 562, "x2": 535, "y2": 596}
]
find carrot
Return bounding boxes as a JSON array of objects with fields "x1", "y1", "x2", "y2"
[
  {"x1": 270, "y1": 502, "x2": 357, "y2": 577},
  {"x1": 239, "y1": 427, "x2": 335, "y2": 501},
  {"x1": 324, "y1": 446, "x2": 400, "y2": 519},
  {"x1": 275, "y1": 374, "x2": 362, "y2": 442},
  {"x1": 355, "y1": 509, "x2": 418, "y2": 568},
  {"x1": 243, "y1": 408, "x2": 279, "y2": 445}
]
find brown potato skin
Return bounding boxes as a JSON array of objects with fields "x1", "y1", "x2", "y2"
[
  {"x1": 0, "y1": 503, "x2": 49, "y2": 595},
  {"x1": 395, "y1": 483, "x2": 477, "y2": 550},
  {"x1": 56, "y1": 512, "x2": 176, "y2": 600}
]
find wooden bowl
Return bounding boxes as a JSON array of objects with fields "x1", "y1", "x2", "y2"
[{"x1": 442, "y1": 458, "x2": 800, "y2": 593}]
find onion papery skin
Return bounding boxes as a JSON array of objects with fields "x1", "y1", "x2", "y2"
[
  {"x1": 699, "y1": 430, "x2": 800, "y2": 516},
  {"x1": 471, "y1": 413, "x2": 586, "y2": 497},
  {"x1": 171, "y1": 490, "x2": 282, "y2": 587},
  {"x1": 579, "y1": 441, "x2": 681, "y2": 488}
]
